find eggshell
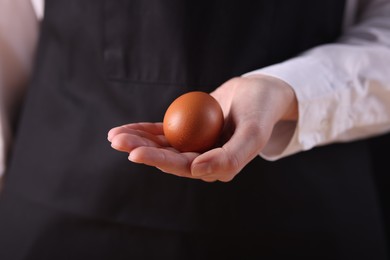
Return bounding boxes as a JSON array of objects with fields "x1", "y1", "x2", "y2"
[{"x1": 163, "y1": 91, "x2": 224, "y2": 153}]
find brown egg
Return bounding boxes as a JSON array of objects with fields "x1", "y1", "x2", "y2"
[{"x1": 163, "y1": 91, "x2": 224, "y2": 153}]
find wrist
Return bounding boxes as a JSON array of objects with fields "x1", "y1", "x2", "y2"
[{"x1": 245, "y1": 74, "x2": 298, "y2": 122}]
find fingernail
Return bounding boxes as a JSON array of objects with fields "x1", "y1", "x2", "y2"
[
  {"x1": 192, "y1": 163, "x2": 213, "y2": 177},
  {"x1": 107, "y1": 130, "x2": 114, "y2": 142},
  {"x1": 128, "y1": 152, "x2": 139, "y2": 163}
]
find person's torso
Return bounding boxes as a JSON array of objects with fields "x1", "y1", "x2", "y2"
[{"x1": 6, "y1": 0, "x2": 373, "y2": 234}]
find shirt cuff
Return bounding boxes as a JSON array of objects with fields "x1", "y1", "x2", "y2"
[{"x1": 244, "y1": 55, "x2": 344, "y2": 160}]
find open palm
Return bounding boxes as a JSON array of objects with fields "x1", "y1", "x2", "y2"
[{"x1": 108, "y1": 75, "x2": 297, "y2": 182}]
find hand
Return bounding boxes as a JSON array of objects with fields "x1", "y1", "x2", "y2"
[{"x1": 107, "y1": 75, "x2": 298, "y2": 182}]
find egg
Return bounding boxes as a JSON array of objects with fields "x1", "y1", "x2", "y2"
[{"x1": 163, "y1": 91, "x2": 224, "y2": 153}]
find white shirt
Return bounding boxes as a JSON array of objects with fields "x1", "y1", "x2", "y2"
[
  {"x1": 250, "y1": 0, "x2": 390, "y2": 160},
  {"x1": 0, "y1": 0, "x2": 390, "y2": 181}
]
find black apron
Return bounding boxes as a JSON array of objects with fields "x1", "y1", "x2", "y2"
[{"x1": 0, "y1": 0, "x2": 388, "y2": 259}]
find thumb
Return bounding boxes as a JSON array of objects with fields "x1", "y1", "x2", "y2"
[{"x1": 191, "y1": 121, "x2": 270, "y2": 182}]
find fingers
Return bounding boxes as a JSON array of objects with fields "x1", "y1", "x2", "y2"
[
  {"x1": 110, "y1": 130, "x2": 168, "y2": 152},
  {"x1": 110, "y1": 132, "x2": 160, "y2": 153},
  {"x1": 108, "y1": 120, "x2": 270, "y2": 182},
  {"x1": 129, "y1": 146, "x2": 198, "y2": 179},
  {"x1": 108, "y1": 123, "x2": 170, "y2": 153},
  {"x1": 108, "y1": 122, "x2": 164, "y2": 142},
  {"x1": 108, "y1": 122, "x2": 207, "y2": 180}
]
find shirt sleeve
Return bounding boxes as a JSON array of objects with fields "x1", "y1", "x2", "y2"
[
  {"x1": 245, "y1": 0, "x2": 390, "y2": 161},
  {"x1": 0, "y1": 0, "x2": 40, "y2": 182}
]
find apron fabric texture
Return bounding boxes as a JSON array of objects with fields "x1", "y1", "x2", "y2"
[{"x1": 0, "y1": 0, "x2": 388, "y2": 259}]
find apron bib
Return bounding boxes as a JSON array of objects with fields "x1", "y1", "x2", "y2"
[{"x1": 0, "y1": 0, "x2": 388, "y2": 259}]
